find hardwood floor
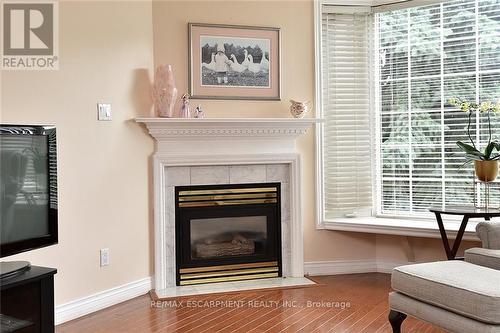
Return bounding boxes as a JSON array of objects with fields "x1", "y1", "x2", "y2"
[{"x1": 56, "y1": 273, "x2": 445, "y2": 333}]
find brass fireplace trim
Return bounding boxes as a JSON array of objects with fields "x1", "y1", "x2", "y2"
[
  {"x1": 180, "y1": 261, "x2": 278, "y2": 274},
  {"x1": 178, "y1": 198, "x2": 277, "y2": 207},
  {"x1": 179, "y1": 272, "x2": 279, "y2": 285},
  {"x1": 181, "y1": 267, "x2": 279, "y2": 280},
  {"x1": 178, "y1": 187, "x2": 278, "y2": 196},
  {"x1": 178, "y1": 185, "x2": 278, "y2": 207},
  {"x1": 179, "y1": 261, "x2": 280, "y2": 285},
  {"x1": 179, "y1": 192, "x2": 277, "y2": 202}
]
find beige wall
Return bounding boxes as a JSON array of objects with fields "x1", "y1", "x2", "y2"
[
  {"x1": 376, "y1": 235, "x2": 480, "y2": 263},
  {"x1": 1, "y1": 1, "x2": 155, "y2": 305},
  {"x1": 151, "y1": 0, "x2": 377, "y2": 263}
]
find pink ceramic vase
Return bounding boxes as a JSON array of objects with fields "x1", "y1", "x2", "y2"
[{"x1": 153, "y1": 64, "x2": 177, "y2": 118}]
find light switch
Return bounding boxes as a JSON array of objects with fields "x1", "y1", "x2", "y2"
[{"x1": 97, "y1": 103, "x2": 112, "y2": 121}]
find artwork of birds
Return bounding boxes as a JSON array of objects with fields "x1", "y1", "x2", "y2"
[
  {"x1": 199, "y1": 45, "x2": 270, "y2": 88},
  {"x1": 241, "y1": 49, "x2": 250, "y2": 69},
  {"x1": 229, "y1": 54, "x2": 247, "y2": 73},
  {"x1": 202, "y1": 53, "x2": 216, "y2": 71},
  {"x1": 260, "y1": 54, "x2": 269, "y2": 72},
  {"x1": 247, "y1": 54, "x2": 262, "y2": 74}
]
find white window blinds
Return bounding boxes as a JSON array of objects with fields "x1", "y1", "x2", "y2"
[
  {"x1": 377, "y1": 0, "x2": 500, "y2": 216},
  {"x1": 321, "y1": 7, "x2": 374, "y2": 219}
]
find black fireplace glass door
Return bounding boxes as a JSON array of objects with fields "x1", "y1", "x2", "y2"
[
  {"x1": 177, "y1": 205, "x2": 280, "y2": 268},
  {"x1": 190, "y1": 215, "x2": 268, "y2": 260}
]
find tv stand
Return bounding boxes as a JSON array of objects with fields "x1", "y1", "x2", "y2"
[
  {"x1": 0, "y1": 261, "x2": 31, "y2": 280},
  {"x1": 0, "y1": 265, "x2": 57, "y2": 333}
]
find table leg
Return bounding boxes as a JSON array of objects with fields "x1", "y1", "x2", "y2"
[
  {"x1": 450, "y1": 216, "x2": 469, "y2": 260},
  {"x1": 435, "y1": 212, "x2": 452, "y2": 260}
]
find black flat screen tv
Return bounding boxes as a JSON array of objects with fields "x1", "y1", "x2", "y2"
[{"x1": 0, "y1": 125, "x2": 58, "y2": 258}]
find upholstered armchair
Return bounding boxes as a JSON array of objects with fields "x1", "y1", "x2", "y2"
[
  {"x1": 389, "y1": 222, "x2": 500, "y2": 333},
  {"x1": 465, "y1": 222, "x2": 500, "y2": 270}
]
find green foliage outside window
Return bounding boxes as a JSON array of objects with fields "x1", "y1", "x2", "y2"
[{"x1": 378, "y1": 0, "x2": 500, "y2": 213}]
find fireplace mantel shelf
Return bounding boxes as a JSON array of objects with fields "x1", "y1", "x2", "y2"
[
  {"x1": 135, "y1": 117, "x2": 322, "y2": 140},
  {"x1": 135, "y1": 117, "x2": 321, "y2": 124}
]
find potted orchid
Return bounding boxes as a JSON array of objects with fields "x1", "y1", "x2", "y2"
[{"x1": 449, "y1": 98, "x2": 500, "y2": 182}]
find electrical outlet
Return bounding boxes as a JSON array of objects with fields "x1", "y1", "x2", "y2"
[
  {"x1": 100, "y1": 248, "x2": 110, "y2": 266},
  {"x1": 97, "y1": 103, "x2": 112, "y2": 121}
]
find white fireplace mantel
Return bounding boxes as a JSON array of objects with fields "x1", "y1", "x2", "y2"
[
  {"x1": 135, "y1": 117, "x2": 319, "y2": 138},
  {"x1": 136, "y1": 117, "x2": 321, "y2": 295},
  {"x1": 136, "y1": 118, "x2": 321, "y2": 155}
]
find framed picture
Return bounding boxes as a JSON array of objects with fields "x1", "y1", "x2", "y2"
[{"x1": 188, "y1": 23, "x2": 281, "y2": 100}]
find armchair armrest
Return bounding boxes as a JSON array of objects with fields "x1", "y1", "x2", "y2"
[
  {"x1": 476, "y1": 222, "x2": 500, "y2": 249},
  {"x1": 465, "y1": 247, "x2": 500, "y2": 270}
]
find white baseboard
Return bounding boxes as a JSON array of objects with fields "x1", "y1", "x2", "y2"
[
  {"x1": 376, "y1": 261, "x2": 411, "y2": 274},
  {"x1": 304, "y1": 260, "x2": 411, "y2": 276},
  {"x1": 55, "y1": 276, "x2": 152, "y2": 325}
]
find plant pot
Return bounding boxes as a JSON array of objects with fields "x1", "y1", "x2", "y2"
[{"x1": 474, "y1": 160, "x2": 499, "y2": 182}]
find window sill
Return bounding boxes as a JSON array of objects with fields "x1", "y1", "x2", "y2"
[{"x1": 321, "y1": 217, "x2": 480, "y2": 241}]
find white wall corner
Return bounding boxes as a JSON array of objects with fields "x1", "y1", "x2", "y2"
[
  {"x1": 304, "y1": 260, "x2": 412, "y2": 276},
  {"x1": 55, "y1": 277, "x2": 152, "y2": 325}
]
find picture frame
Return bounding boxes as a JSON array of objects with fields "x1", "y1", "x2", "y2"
[{"x1": 188, "y1": 23, "x2": 281, "y2": 101}]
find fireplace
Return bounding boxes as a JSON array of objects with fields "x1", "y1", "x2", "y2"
[
  {"x1": 136, "y1": 118, "x2": 318, "y2": 293},
  {"x1": 175, "y1": 183, "x2": 282, "y2": 286}
]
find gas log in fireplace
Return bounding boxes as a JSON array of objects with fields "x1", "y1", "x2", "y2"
[{"x1": 175, "y1": 183, "x2": 282, "y2": 286}]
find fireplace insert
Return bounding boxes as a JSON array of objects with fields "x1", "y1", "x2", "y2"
[{"x1": 175, "y1": 183, "x2": 282, "y2": 286}]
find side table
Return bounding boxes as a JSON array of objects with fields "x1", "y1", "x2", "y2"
[{"x1": 429, "y1": 206, "x2": 500, "y2": 260}]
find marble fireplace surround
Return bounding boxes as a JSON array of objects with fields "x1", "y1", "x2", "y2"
[{"x1": 136, "y1": 118, "x2": 320, "y2": 296}]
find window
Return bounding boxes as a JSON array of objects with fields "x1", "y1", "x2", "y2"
[
  {"x1": 377, "y1": 0, "x2": 500, "y2": 216},
  {"x1": 319, "y1": 0, "x2": 500, "y2": 222}
]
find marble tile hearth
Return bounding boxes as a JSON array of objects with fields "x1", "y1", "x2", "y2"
[{"x1": 152, "y1": 277, "x2": 316, "y2": 299}]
